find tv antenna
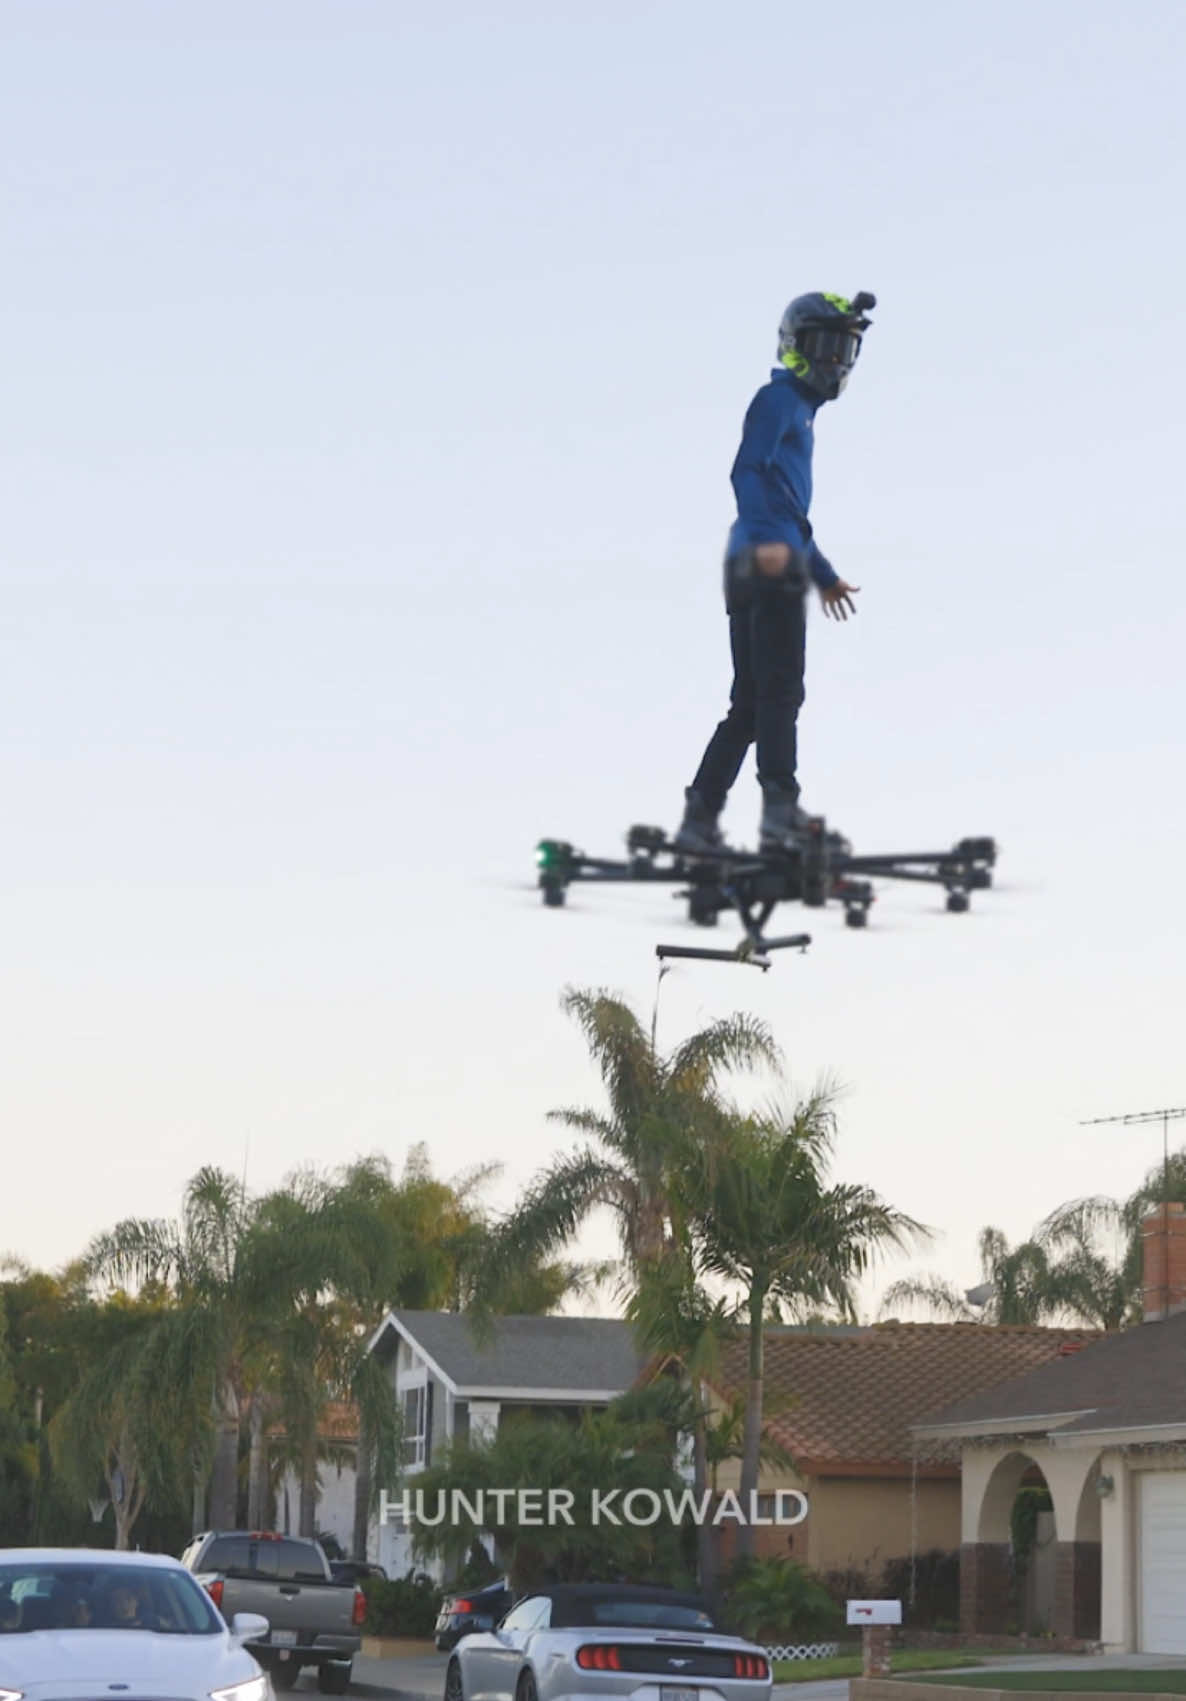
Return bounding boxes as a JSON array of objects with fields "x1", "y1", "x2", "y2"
[{"x1": 1080, "y1": 1105, "x2": 1186, "y2": 1319}]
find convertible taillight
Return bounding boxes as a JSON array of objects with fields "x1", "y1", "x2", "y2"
[
  {"x1": 733, "y1": 1654, "x2": 769, "y2": 1679},
  {"x1": 576, "y1": 1645, "x2": 623, "y2": 1671},
  {"x1": 206, "y1": 1579, "x2": 224, "y2": 1610},
  {"x1": 453, "y1": 1598, "x2": 474, "y2": 1614},
  {"x1": 352, "y1": 1588, "x2": 367, "y2": 1627}
]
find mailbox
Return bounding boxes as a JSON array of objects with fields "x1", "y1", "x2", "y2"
[{"x1": 846, "y1": 1600, "x2": 902, "y2": 1625}]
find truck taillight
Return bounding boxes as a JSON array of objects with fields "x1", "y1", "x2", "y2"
[
  {"x1": 576, "y1": 1646, "x2": 622, "y2": 1671},
  {"x1": 733, "y1": 1654, "x2": 769, "y2": 1679},
  {"x1": 352, "y1": 1587, "x2": 367, "y2": 1627},
  {"x1": 206, "y1": 1579, "x2": 224, "y2": 1610}
]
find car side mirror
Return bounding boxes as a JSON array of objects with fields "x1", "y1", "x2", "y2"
[{"x1": 229, "y1": 1611, "x2": 269, "y2": 1646}]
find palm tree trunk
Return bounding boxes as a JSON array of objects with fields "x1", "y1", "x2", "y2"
[
  {"x1": 299, "y1": 1425, "x2": 318, "y2": 1537},
  {"x1": 692, "y1": 1380, "x2": 717, "y2": 1606},
  {"x1": 191, "y1": 1457, "x2": 206, "y2": 1536},
  {"x1": 352, "y1": 1407, "x2": 372, "y2": 1561},
  {"x1": 208, "y1": 1380, "x2": 241, "y2": 1529},
  {"x1": 736, "y1": 1284, "x2": 767, "y2": 1561},
  {"x1": 247, "y1": 1396, "x2": 267, "y2": 1530}
]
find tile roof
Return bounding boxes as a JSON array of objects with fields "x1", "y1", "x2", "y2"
[
  {"x1": 267, "y1": 1399, "x2": 359, "y2": 1443},
  {"x1": 713, "y1": 1323, "x2": 1096, "y2": 1469},
  {"x1": 915, "y1": 1307, "x2": 1186, "y2": 1436},
  {"x1": 382, "y1": 1310, "x2": 647, "y2": 1395}
]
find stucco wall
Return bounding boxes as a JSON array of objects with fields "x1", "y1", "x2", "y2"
[
  {"x1": 713, "y1": 1459, "x2": 960, "y2": 1578},
  {"x1": 803, "y1": 1475, "x2": 961, "y2": 1574},
  {"x1": 277, "y1": 1452, "x2": 357, "y2": 1555}
]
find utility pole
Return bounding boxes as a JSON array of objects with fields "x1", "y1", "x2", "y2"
[{"x1": 1080, "y1": 1106, "x2": 1186, "y2": 1319}]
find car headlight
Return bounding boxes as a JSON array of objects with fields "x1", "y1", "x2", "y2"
[{"x1": 210, "y1": 1678, "x2": 269, "y2": 1701}]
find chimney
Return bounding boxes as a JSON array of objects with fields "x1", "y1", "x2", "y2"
[{"x1": 1141, "y1": 1204, "x2": 1186, "y2": 1321}]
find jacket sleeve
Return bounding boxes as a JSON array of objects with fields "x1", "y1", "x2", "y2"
[
  {"x1": 730, "y1": 385, "x2": 791, "y2": 543},
  {"x1": 806, "y1": 539, "x2": 839, "y2": 590}
]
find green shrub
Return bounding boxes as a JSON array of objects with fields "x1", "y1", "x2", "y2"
[
  {"x1": 720, "y1": 1557, "x2": 842, "y2": 1643},
  {"x1": 361, "y1": 1568, "x2": 442, "y2": 1638}
]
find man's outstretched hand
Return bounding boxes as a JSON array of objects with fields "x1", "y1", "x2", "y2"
[{"x1": 820, "y1": 579, "x2": 860, "y2": 620}]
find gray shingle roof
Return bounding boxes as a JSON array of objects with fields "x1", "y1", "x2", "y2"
[
  {"x1": 914, "y1": 1308, "x2": 1186, "y2": 1436},
  {"x1": 384, "y1": 1310, "x2": 647, "y2": 1395}
]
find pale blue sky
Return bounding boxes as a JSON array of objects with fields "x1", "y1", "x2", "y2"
[{"x1": 3, "y1": 1, "x2": 1184, "y2": 1311}]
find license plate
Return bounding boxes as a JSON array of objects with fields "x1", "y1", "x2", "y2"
[
  {"x1": 272, "y1": 1630, "x2": 298, "y2": 1646},
  {"x1": 662, "y1": 1688, "x2": 699, "y2": 1701}
]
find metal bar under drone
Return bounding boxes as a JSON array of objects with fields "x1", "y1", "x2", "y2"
[
  {"x1": 759, "y1": 933, "x2": 812, "y2": 951},
  {"x1": 655, "y1": 944, "x2": 773, "y2": 970}
]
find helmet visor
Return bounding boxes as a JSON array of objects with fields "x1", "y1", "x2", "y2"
[{"x1": 798, "y1": 325, "x2": 862, "y2": 369}]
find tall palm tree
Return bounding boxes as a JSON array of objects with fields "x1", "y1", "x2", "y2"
[
  {"x1": 85, "y1": 1165, "x2": 355, "y2": 1530},
  {"x1": 479, "y1": 987, "x2": 780, "y2": 1296},
  {"x1": 48, "y1": 1294, "x2": 172, "y2": 1549},
  {"x1": 880, "y1": 1227, "x2": 1056, "y2": 1325},
  {"x1": 687, "y1": 1090, "x2": 924, "y2": 1558}
]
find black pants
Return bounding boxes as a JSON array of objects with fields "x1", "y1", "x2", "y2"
[{"x1": 688, "y1": 572, "x2": 807, "y2": 816}]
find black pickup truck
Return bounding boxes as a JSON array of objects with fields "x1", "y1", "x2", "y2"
[{"x1": 181, "y1": 1530, "x2": 365, "y2": 1692}]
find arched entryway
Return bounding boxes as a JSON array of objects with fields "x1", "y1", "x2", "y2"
[{"x1": 960, "y1": 1445, "x2": 1101, "y2": 1640}]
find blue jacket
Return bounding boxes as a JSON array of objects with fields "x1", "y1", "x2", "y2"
[{"x1": 725, "y1": 368, "x2": 839, "y2": 590}]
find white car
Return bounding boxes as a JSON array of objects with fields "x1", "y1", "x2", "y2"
[{"x1": 0, "y1": 1546, "x2": 273, "y2": 1701}]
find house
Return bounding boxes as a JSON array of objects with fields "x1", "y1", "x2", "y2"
[
  {"x1": 913, "y1": 1205, "x2": 1186, "y2": 1654},
  {"x1": 707, "y1": 1321, "x2": 1094, "y2": 1589},
  {"x1": 364, "y1": 1309, "x2": 649, "y2": 1576}
]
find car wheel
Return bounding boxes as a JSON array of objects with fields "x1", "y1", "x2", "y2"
[
  {"x1": 270, "y1": 1660, "x2": 302, "y2": 1691},
  {"x1": 318, "y1": 1659, "x2": 352, "y2": 1694},
  {"x1": 445, "y1": 1658, "x2": 465, "y2": 1701},
  {"x1": 516, "y1": 1669, "x2": 538, "y2": 1701}
]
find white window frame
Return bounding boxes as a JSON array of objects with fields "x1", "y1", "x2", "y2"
[{"x1": 402, "y1": 1381, "x2": 428, "y2": 1468}]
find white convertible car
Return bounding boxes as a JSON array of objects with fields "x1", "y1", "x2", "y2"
[
  {"x1": 444, "y1": 1584, "x2": 773, "y2": 1701},
  {"x1": 0, "y1": 1547, "x2": 273, "y2": 1701}
]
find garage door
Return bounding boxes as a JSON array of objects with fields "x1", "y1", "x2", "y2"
[{"x1": 1140, "y1": 1473, "x2": 1186, "y2": 1653}]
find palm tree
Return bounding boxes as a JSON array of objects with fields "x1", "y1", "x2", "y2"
[
  {"x1": 479, "y1": 987, "x2": 780, "y2": 1296},
  {"x1": 879, "y1": 1146, "x2": 1186, "y2": 1330},
  {"x1": 687, "y1": 1090, "x2": 924, "y2": 1557},
  {"x1": 48, "y1": 1294, "x2": 172, "y2": 1549},
  {"x1": 880, "y1": 1227, "x2": 1057, "y2": 1325},
  {"x1": 85, "y1": 1165, "x2": 352, "y2": 1530}
]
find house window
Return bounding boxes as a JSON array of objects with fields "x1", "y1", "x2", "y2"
[{"x1": 402, "y1": 1385, "x2": 427, "y2": 1467}]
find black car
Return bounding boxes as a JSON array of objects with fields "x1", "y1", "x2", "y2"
[
  {"x1": 434, "y1": 1578, "x2": 514, "y2": 1650},
  {"x1": 329, "y1": 1560, "x2": 388, "y2": 1586}
]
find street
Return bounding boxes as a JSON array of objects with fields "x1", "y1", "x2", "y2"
[{"x1": 320, "y1": 1648, "x2": 1186, "y2": 1701}]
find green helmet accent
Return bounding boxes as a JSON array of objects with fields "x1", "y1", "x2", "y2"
[{"x1": 776, "y1": 290, "x2": 876, "y2": 400}]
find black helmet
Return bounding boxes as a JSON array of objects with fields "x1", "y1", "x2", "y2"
[{"x1": 776, "y1": 290, "x2": 875, "y2": 400}]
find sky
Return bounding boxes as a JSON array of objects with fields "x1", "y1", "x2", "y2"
[{"x1": 3, "y1": 0, "x2": 1184, "y2": 1318}]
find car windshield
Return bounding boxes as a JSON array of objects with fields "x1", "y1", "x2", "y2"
[
  {"x1": 0, "y1": 1563, "x2": 222, "y2": 1635},
  {"x1": 578, "y1": 1601, "x2": 714, "y2": 1630}
]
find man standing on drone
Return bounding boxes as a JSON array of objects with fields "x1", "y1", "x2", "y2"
[{"x1": 674, "y1": 290, "x2": 875, "y2": 855}]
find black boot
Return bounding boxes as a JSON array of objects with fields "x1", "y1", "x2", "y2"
[
  {"x1": 673, "y1": 789, "x2": 727, "y2": 855},
  {"x1": 759, "y1": 783, "x2": 818, "y2": 853}
]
